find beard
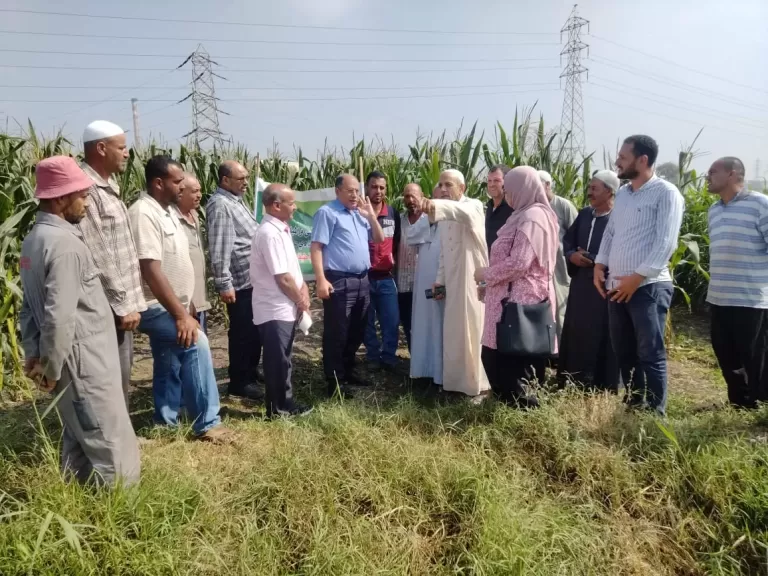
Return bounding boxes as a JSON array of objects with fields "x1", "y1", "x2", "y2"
[{"x1": 617, "y1": 164, "x2": 639, "y2": 180}]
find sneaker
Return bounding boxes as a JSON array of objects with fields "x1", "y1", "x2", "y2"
[
  {"x1": 196, "y1": 425, "x2": 237, "y2": 445},
  {"x1": 290, "y1": 404, "x2": 314, "y2": 417},
  {"x1": 228, "y1": 384, "x2": 264, "y2": 401}
]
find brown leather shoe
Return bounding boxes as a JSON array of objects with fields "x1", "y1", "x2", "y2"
[{"x1": 196, "y1": 426, "x2": 237, "y2": 445}]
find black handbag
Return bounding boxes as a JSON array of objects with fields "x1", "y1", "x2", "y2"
[{"x1": 496, "y1": 283, "x2": 556, "y2": 357}]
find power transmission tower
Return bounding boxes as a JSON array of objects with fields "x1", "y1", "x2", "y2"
[
  {"x1": 559, "y1": 5, "x2": 589, "y2": 160},
  {"x1": 179, "y1": 44, "x2": 227, "y2": 149}
]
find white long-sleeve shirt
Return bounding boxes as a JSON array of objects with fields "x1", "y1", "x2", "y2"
[{"x1": 595, "y1": 176, "x2": 684, "y2": 288}]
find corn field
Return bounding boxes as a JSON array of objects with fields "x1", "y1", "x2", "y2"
[{"x1": 0, "y1": 112, "x2": 714, "y2": 395}]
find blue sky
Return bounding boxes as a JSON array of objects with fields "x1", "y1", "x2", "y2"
[{"x1": 2, "y1": 0, "x2": 766, "y2": 177}]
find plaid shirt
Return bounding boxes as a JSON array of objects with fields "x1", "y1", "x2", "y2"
[
  {"x1": 395, "y1": 212, "x2": 422, "y2": 293},
  {"x1": 205, "y1": 187, "x2": 259, "y2": 292},
  {"x1": 76, "y1": 162, "x2": 146, "y2": 317}
]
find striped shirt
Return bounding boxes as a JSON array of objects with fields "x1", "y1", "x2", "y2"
[
  {"x1": 595, "y1": 176, "x2": 684, "y2": 288},
  {"x1": 77, "y1": 162, "x2": 147, "y2": 317},
  {"x1": 395, "y1": 212, "x2": 424, "y2": 293},
  {"x1": 707, "y1": 189, "x2": 768, "y2": 308},
  {"x1": 205, "y1": 187, "x2": 259, "y2": 293}
]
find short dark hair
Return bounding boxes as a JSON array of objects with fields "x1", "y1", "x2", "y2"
[
  {"x1": 624, "y1": 135, "x2": 659, "y2": 168},
  {"x1": 720, "y1": 156, "x2": 746, "y2": 181},
  {"x1": 217, "y1": 163, "x2": 233, "y2": 185},
  {"x1": 335, "y1": 174, "x2": 345, "y2": 189},
  {"x1": 488, "y1": 164, "x2": 511, "y2": 176},
  {"x1": 365, "y1": 170, "x2": 386, "y2": 185},
  {"x1": 145, "y1": 155, "x2": 182, "y2": 188}
]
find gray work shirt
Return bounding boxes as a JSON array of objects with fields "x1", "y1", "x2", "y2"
[{"x1": 20, "y1": 212, "x2": 114, "y2": 382}]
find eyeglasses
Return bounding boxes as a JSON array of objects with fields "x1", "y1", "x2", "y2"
[{"x1": 229, "y1": 176, "x2": 248, "y2": 182}]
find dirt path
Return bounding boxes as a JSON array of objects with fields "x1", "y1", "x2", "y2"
[{"x1": 128, "y1": 304, "x2": 726, "y2": 423}]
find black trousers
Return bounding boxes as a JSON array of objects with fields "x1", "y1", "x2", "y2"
[
  {"x1": 481, "y1": 346, "x2": 545, "y2": 401},
  {"x1": 711, "y1": 305, "x2": 768, "y2": 408},
  {"x1": 322, "y1": 271, "x2": 370, "y2": 383},
  {"x1": 257, "y1": 319, "x2": 296, "y2": 416},
  {"x1": 398, "y1": 292, "x2": 413, "y2": 352},
  {"x1": 226, "y1": 287, "x2": 262, "y2": 393}
]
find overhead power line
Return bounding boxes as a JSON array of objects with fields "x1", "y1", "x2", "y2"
[
  {"x1": 1, "y1": 81, "x2": 560, "y2": 92},
  {"x1": 0, "y1": 29, "x2": 560, "y2": 47},
  {"x1": 0, "y1": 87, "x2": 562, "y2": 105},
  {"x1": 586, "y1": 91, "x2": 767, "y2": 141},
  {"x1": 588, "y1": 33, "x2": 768, "y2": 95},
  {"x1": 589, "y1": 75, "x2": 768, "y2": 128},
  {"x1": 0, "y1": 48, "x2": 558, "y2": 64},
  {"x1": 0, "y1": 8, "x2": 557, "y2": 36},
  {"x1": 589, "y1": 81, "x2": 766, "y2": 134},
  {"x1": 0, "y1": 64, "x2": 561, "y2": 74},
  {"x1": 589, "y1": 55, "x2": 767, "y2": 113}
]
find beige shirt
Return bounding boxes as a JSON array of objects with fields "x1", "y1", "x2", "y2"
[
  {"x1": 128, "y1": 193, "x2": 194, "y2": 309},
  {"x1": 174, "y1": 207, "x2": 211, "y2": 312}
]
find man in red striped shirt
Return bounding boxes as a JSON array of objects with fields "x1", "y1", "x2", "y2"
[{"x1": 363, "y1": 171, "x2": 402, "y2": 371}]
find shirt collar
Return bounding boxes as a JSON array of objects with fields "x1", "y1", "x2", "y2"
[
  {"x1": 172, "y1": 205, "x2": 198, "y2": 227},
  {"x1": 140, "y1": 191, "x2": 174, "y2": 216},
  {"x1": 263, "y1": 213, "x2": 290, "y2": 232},
  {"x1": 216, "y1": 187, "x2": 245, "y2": 204},
  {"x1": 80, "y1": 161, "x2": 120, "y2": 195},
  {"x1": 717, "y1": 188, "x2": 749, "y2": 207},
  {"x1": 627, "y1": 175, "x2": 659, "y2": 193},
  {"x1": 35, "y1": 211, "x2": 82, "y2": 236}
]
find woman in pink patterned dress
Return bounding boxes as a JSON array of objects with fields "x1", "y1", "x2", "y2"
[{"x1": 474, "y1": 166, "x2": 559, "y2": 407}]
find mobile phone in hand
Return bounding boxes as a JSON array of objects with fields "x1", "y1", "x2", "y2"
[{"x1": 425, "y1": 286, "x2": 446, "y2": 299}]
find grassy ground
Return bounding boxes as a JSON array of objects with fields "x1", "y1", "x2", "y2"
[{"x1": 1, "y1": 304, "x2": 768, "y2": 575}]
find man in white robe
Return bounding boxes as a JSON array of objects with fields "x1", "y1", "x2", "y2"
[
  {"x1": 408, "y1": 191, "x2": 444, "y2": 385},
  {"x1": 422, "y1": 170, "x2": 491, "y2": 397}
]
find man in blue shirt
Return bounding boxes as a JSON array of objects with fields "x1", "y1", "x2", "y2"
[
  {"x1": 706, "y1": 156, "x2": 768, "y2": 408},
  {"x1": 311, "y1": 174, "x2": 385, "y2": 396},
  {"x1": 594, "y1": 135, "x2": 684, "y2": 416}
]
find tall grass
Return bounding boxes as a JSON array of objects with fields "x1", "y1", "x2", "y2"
[{"x1": 2, "y1": 389, "x2": 767, "y2": 574}]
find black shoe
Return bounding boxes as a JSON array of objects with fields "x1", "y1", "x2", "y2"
[
  {"x1": 346, "y1": 372, "x2": 372, "y2": 387},
  {"x1": 505, "y1": 395, "x2": 540, "y2": 409},
  {"x1": 228, "y1": 383, "x2": 264, "y2": 401},
  {"x1": 327, "y1": 380, "x2": 355, "y2": 399},
  {"x1": 269, "y1": 403, "x2": 314, "y2": 418},
  {"x1": 252, "y1": 367, "x2": 265, "y2": 383}
]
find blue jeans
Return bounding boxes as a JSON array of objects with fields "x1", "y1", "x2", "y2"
[
  {"x1": 608, "y1": 282, "x2": 673, "y2": 414},
  {"x1": 364, "y1": 277, "x2": 400, "y2": 366},
  {"x1": 139, "y1": 305, "x2": 221, "y2": 435}
]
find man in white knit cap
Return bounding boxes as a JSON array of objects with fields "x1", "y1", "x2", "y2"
[{"x1": 77, "y1": 120, "x2": 146, "y2": 411}]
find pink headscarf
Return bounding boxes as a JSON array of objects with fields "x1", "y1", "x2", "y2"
[{"x1": 499, "y1": 166, "x2": 559, "y2": 273}]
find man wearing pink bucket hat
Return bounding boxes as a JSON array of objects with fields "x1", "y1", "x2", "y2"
[{"x1": 19, "y1": 156, "x2": 140, "y2": 487}]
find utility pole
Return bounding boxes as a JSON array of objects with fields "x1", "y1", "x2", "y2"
[
  {"x1": 179, "y1": 44, "x2": 226, "y2": 149},
  {"x1": 131, "y1": 98, "x2": 141, "y2": 150},
  {"x1": 559, "y1": 5, "x2": 589, "y2": 160}
]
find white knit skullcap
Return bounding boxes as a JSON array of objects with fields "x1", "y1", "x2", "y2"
[{"x1": 83, "y1": 120, "x2": 124, "y2": 143}]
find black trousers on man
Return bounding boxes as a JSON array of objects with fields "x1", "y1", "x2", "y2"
[
  {"x1": 257, "y1": 319, "x2": 297, "y2": 416},
  {"x1": 226, "y1": 287, "x2": 262, "y2": 394},
  {"x1": 322, "y1": 271, "x2": 370, "y2": 389},
  {"x1": 710, "y1": 304, "x2": 768, "y2": 408},
  {"x1": 398, "y1": 292, "x2": 413, "y2": 352}
]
